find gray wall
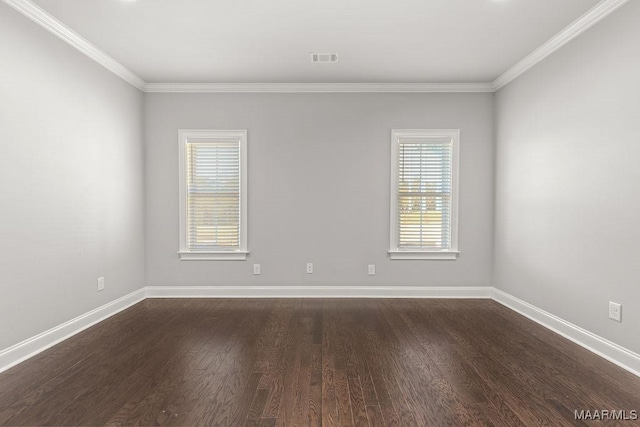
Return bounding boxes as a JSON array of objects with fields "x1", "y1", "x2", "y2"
[
  {"x1": 494, "y1": 2, "x2": 640, "y2": 353},
  {"x1": 10, "y1": 0, "x2": 637, "y2": 360},
  {"x1": 145, "y1": 93, "x2": 494, "y2": 288},
  {"x1": 0, "y1": 4, "x2": 145, "y2": 349}
]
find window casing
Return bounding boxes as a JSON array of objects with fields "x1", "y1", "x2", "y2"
[
  {"x1": 178, "y1": 130, "x2": 248, "y2": 260},
  {"x1": 389, "y1": 129, "x2": 460, "y2": 260}
]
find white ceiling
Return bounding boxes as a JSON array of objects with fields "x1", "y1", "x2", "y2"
[{"x1": 29, "y1": 0, "x2": 601, "y2": 84}]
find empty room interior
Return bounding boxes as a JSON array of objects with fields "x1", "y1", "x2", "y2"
[{"x1": 1, "y1": 0, "x2": 640, "y2": 425}]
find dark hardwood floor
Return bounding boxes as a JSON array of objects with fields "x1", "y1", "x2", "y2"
[{"x1": 0, "y1": 299, "x2": 639, "y2": 426}]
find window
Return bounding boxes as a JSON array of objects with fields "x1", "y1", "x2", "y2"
[
  {"x1": 389, "y1": 129, "x2": 460, "y2": 260},
  {"x1": 178, "y1": 130, "x2": 248, "y2": 260}
]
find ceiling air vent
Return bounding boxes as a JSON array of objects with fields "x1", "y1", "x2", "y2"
[{"x1": 310, "y1": 53, "x2": 338, "y2": 63}]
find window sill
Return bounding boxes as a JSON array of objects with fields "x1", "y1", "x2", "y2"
[
  {"x1": 388, "y1": 250, "x2": 459, "y2": 260},
  {"x1": 178, "y1": 251, "x2": 249, "y2": 261}
]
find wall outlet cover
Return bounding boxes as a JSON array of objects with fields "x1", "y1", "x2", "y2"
[{"x1": 609, "y1": 302, "x2": 622, "y2": 322}]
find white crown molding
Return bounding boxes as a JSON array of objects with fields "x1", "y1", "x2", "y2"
[
  {"x1": 492, "y1": 0, "x2": 630, "y2": 91},
  {"x1": 4, "y1": 0, "x2": 628, "y2": 94},
  {"x1": 0, "y1": 288, "x2": 146, "y2": 374},
  {"x1": 492, "y1": 288, "x2": 640, "y2": 378},
  {"x1": 1, "y1": 0, "x2": 146, "y2": 90},
  {"x1": 142, "y1": 82, "x2": 495, "y2": 93},
  {"x1": 145, "y1": 285, "x2": 493, "y2": 298}
]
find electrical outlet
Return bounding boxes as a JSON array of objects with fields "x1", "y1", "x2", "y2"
[
  {"x1": 306, "y1": 263, "x2": 313, "y2": 274},
  {"x1": 97, "y1": 277, "x2": 105, "y2": 291},
  {"x1": 609, "y1": 302, "x2": 622, "y2": 322},
  {"x1": 253, "y1": 264, "x2": 261, "y2": 275},
  {"x1": 368, "y1": 264, "x2": 376, "y2": 275}
]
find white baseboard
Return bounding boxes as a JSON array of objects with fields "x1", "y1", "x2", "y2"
[
  {"x1": 2, "y1": 285, "x2": 638, "y2": 381},
  {"x1": 145, "y1": 285, "x2": 493, "y2": 299},
  {"x1": 492, "y1": 288, "x2": 640, "y2": 378},
  {"x1": 0, "y1": 288, "x2": 146, "y2": 374}
]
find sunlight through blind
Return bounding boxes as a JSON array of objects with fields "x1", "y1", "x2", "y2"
[
  {"x1": 397, "y1": 139, "x2": 452, "y2": 250},
  {"x1": 186, "y1": 141, "x2": 241, "y2": 251}
]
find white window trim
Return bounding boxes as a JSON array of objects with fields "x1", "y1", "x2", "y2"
[
  {"x1": 389, "y1": 129, "x2": 460, "y2": 261},
  {"x1": 178, "y1": 129, "x2": 248, "y2": 261}
]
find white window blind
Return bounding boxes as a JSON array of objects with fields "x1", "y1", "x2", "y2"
[
  {"x1": 178, "y1": 130, "x2": 248, "y2": 260},
  {"x1": 390, "y1": 130, "x2": 459, "y2": 260},
  {"x1": 187, "y1": 141, "x2": 240, "y2": 250}
]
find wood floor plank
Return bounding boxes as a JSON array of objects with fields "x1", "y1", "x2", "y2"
[
  {"x1": 1, "y1": 298, "x2": 639, "y2": 426},
  {"x1": 365, "y1": 405, "x2": 384, "y2": 427},
  {"x1": 308, "y1": 343, "x2": 322, "y2": 427},
  {"x1": 278, "y1": 313, "x2": 311, "y2": 427},
  {"x1": 245, "y1": 388, "x2": 269, "y2": 426},
  {"x1": 261, "y1": 302, "x2": 300, "y2": 420},
  {"x1": 257, "y1": 417, "x2": 276, "y2": 427},
  {"x1": 347, "y1": 377, "x2": 368, "y2": 427},
  {"x1": 340, "y1": 303, "x2": 380, "y2": 408},
  {"x1": 291, "y1": 317, "x2": 314, "y2": 426},
  {"x1": 334, "y1": 369, "x2": 355, "y2": 427},
  {"x1": 321, "y1": 305, "x2": 340, "y2": 426}
]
